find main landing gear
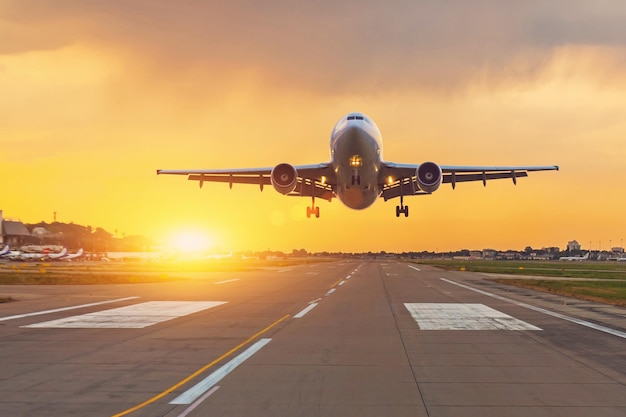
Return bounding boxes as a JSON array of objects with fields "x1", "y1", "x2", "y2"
[
  {"x1": 307, "y1": 195, "x2": 320, "y2": 218},
  {"x1": 396, "y1": 193, "x2": 409, "y2": 217}
]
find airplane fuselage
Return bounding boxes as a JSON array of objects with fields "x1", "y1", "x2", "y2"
[{"x1": 330, "y1": 113, "x2": 383, "y2": 209}]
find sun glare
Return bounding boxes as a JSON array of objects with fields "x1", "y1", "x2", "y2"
[{"x1": 170, "y1": 231, "x2": 214, "y2": 254}]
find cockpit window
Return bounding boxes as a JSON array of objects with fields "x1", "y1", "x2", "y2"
[{"x1": 347, "y1": 115, "x2": 364, "y2": 121}]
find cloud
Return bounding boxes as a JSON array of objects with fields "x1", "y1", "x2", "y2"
[{"x1": 3, "y1": 1, "x2": 626, "y2": 95}]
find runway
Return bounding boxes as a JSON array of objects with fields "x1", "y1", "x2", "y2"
[{"x1": 1, "y1": 260, "x2": 625, "y2": 416}]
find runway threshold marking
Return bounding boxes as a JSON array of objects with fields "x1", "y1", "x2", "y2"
[
  {"x1": 408, "y1": 265, "x2": 421, "y2": 271},
  {"x1": 294, "y1": 303, "x2": 319, "y2": 318},
  {"x1": 111, "y1": 314, "x2": 290, "y2": 417},
  {"x1": 0, "y1": 297, "x2": 139, "y2": 322},
  {"x1": 404, "y1": 303, "x2": 541, "y2": 331},
  {"x1": 24, "y1": 301, "x2": 226, "y2": 329},
  {"x1": 441, "y1": 278, "x2": 626, "y2": 339},
  {"x1": 170, "y1": 338, "x2": 272, "y2": 405}
]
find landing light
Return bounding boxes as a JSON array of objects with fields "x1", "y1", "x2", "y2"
[
  {"x1": 320, "y1": 176, "x2": 327, "y2": 184},
  {"x1": 387, "y1": 176, "x2": 395, "y2": 185},
  {"x1": 349, "y1": 155, "x2": 362, "y2": 168}
]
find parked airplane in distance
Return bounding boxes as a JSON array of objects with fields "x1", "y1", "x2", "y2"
[
  {"x1": 559, "y1": 252, "x2": 590, "y2": 261},
  {"x1": 62, "y1": 248, "x2": 84, "y2": 261},
  {"x1": 8, "y1": 247, "x2": 66, "y2": 262},
  {"x1": 0, "y1": 245, "x2": 10, "y2": 257},
  {"x1": 158, "y1": 112, "x2": 559, "y2": 217}
]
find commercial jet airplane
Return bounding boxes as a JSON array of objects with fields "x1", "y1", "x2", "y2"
[
  {"x1": 559, "y1": 252, "x2": 590, "y2": 261},
  {"x1": 157, "y1": 112, "x2": 558, "y2": 217}
]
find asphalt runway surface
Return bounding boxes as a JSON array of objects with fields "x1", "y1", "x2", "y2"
[{"x1": 1, "y1": 260, "x2": 625, "y2": 416}]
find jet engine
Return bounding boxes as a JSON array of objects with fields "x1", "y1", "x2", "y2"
[
  {"x1": 271, "y1": 163, "x2": 298, "y2": 194},
  {"x1": 416, "y1": 162, "x2": 442, "y2": 193}
]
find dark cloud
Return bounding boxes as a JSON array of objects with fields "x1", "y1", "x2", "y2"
[{"x1": 3, "y1": 1, "x2": 626, "y2": 93}]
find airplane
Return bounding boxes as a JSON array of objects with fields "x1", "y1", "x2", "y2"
[
  {"x1": 8, "y1": 248, "x2": 63, "y2": 262},
  {"x1": 61, "y1": 248, "x2": 84, "y2": 261},
  {"x1": 157, "y1": 112, "x2": 559, "y2": 218},
  {"x1": 0, "y1": 245, "x2": 9, "y2": 257},
  {"x1": 47, "y1": 247, "x2": 68, "y2": 260},
  {"x1": 559, "y1": 252, "x2": 590, "y2": 261}
]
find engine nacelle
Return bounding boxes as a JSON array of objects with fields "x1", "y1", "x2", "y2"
[
  {"x1": 271, "y1": 163, "x2": 298, "y2": 195},
  {"x1": 416, "y1": 162, "x2": 442, "y2": 193}
]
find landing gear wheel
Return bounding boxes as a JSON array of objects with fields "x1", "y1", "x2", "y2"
[
  {"x1": 307, "y1": 195, "x2": 320, "y2": 218},
  {"x1": 395, "y1": 205, "x2": 409, "y2": 217}
]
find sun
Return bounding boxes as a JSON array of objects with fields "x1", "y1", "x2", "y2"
[{"x1": 170, "y1": 230, "x2": 214, "y2": 254}]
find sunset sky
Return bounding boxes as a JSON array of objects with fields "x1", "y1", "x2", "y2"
[{"x1": 2, "y1": 1, "x2": 626, "y2": 253}]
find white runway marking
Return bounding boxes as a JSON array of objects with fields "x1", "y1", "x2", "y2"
[
  {"x1": 404, "y1": 303, "x2": 542, "y2": 331},
  {"x1": 23, "y1": 301, "x2": 226, "y2": 329},
  {"x1": 170, "y1": 338, "x2": 272, "y2": 405},
  {"x1": 442, "y1": 278, "x2": 626, "y2": 339},
  {"x1": 176, "y1": 386, "x2": 220, "y2": 417},
  {"x1": 325, "y1": 288, "x2": 336, "y2": 296},
  {"x1": 0, "y1": 297, "x2": 139, "y2": 322},
  {"x1": 214, "y1": 279, "x2": 239, "y2": 285},
  {"x1": 294, "y1": 303, "x2": 318, "y2": 318},
  {"x1": 408, "y1": 265, "x2": 421, "y2": 271}
]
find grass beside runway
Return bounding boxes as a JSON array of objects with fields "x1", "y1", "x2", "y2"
[
  {"x1": 413, "y1": 259, "x2": 626, "y2": 306},
  {"x1": 413, "y1": 259, "x2": 626, "y2": 279},
  {"x1": 0, "y1": 257, "x2": 338, "y2": 286},
  {"x1": 488, "y1": 278, "x2": 626, "y2": 307}
]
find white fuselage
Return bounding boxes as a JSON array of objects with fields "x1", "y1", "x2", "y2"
[{"x1": 330, "y1": 113, "x2": 383, "y2": 209}]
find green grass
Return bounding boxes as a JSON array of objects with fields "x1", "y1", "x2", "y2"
[
  {"x1": 490, "y1": 278, "x2": 626, "y2": 307},
  {"x1": 412, "y1": 259, "x2": 626, "y2": 306},
  {"x1": 414, "y1": 259, "x2": 626, "y2": 280}
]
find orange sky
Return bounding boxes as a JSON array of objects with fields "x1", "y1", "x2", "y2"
[{"x1": 2, "y1": 2, "x2": 626, "y2": 253}]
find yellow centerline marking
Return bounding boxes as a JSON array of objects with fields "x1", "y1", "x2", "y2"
[
  {"x1": 111, "y1": 314, "x2": 290, "y2": 417},
  {"x1": 329, "y1": 278, "x2": 343, "y2": 289}
]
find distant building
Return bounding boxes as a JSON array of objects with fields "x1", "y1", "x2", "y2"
[
  {"x1": 0, "y1": 211, "x2": 31, "y2": 247},
  {"x1": 482, "y1": 249, "x2": 497, "y2": 259},
  {"x1": 566, "y1": 240, "x2": 581, "y2": 251},
  {"x1": 543, "y1": 247, "x2": 560, "y2": 254}
]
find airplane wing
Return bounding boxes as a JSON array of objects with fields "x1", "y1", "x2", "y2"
[
  {"x1": 157, "y1": 163, "x2": 337, "y2": 201},
  {"x1": 380, "y1": 163, "x2": 559, "y2": 201}
]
